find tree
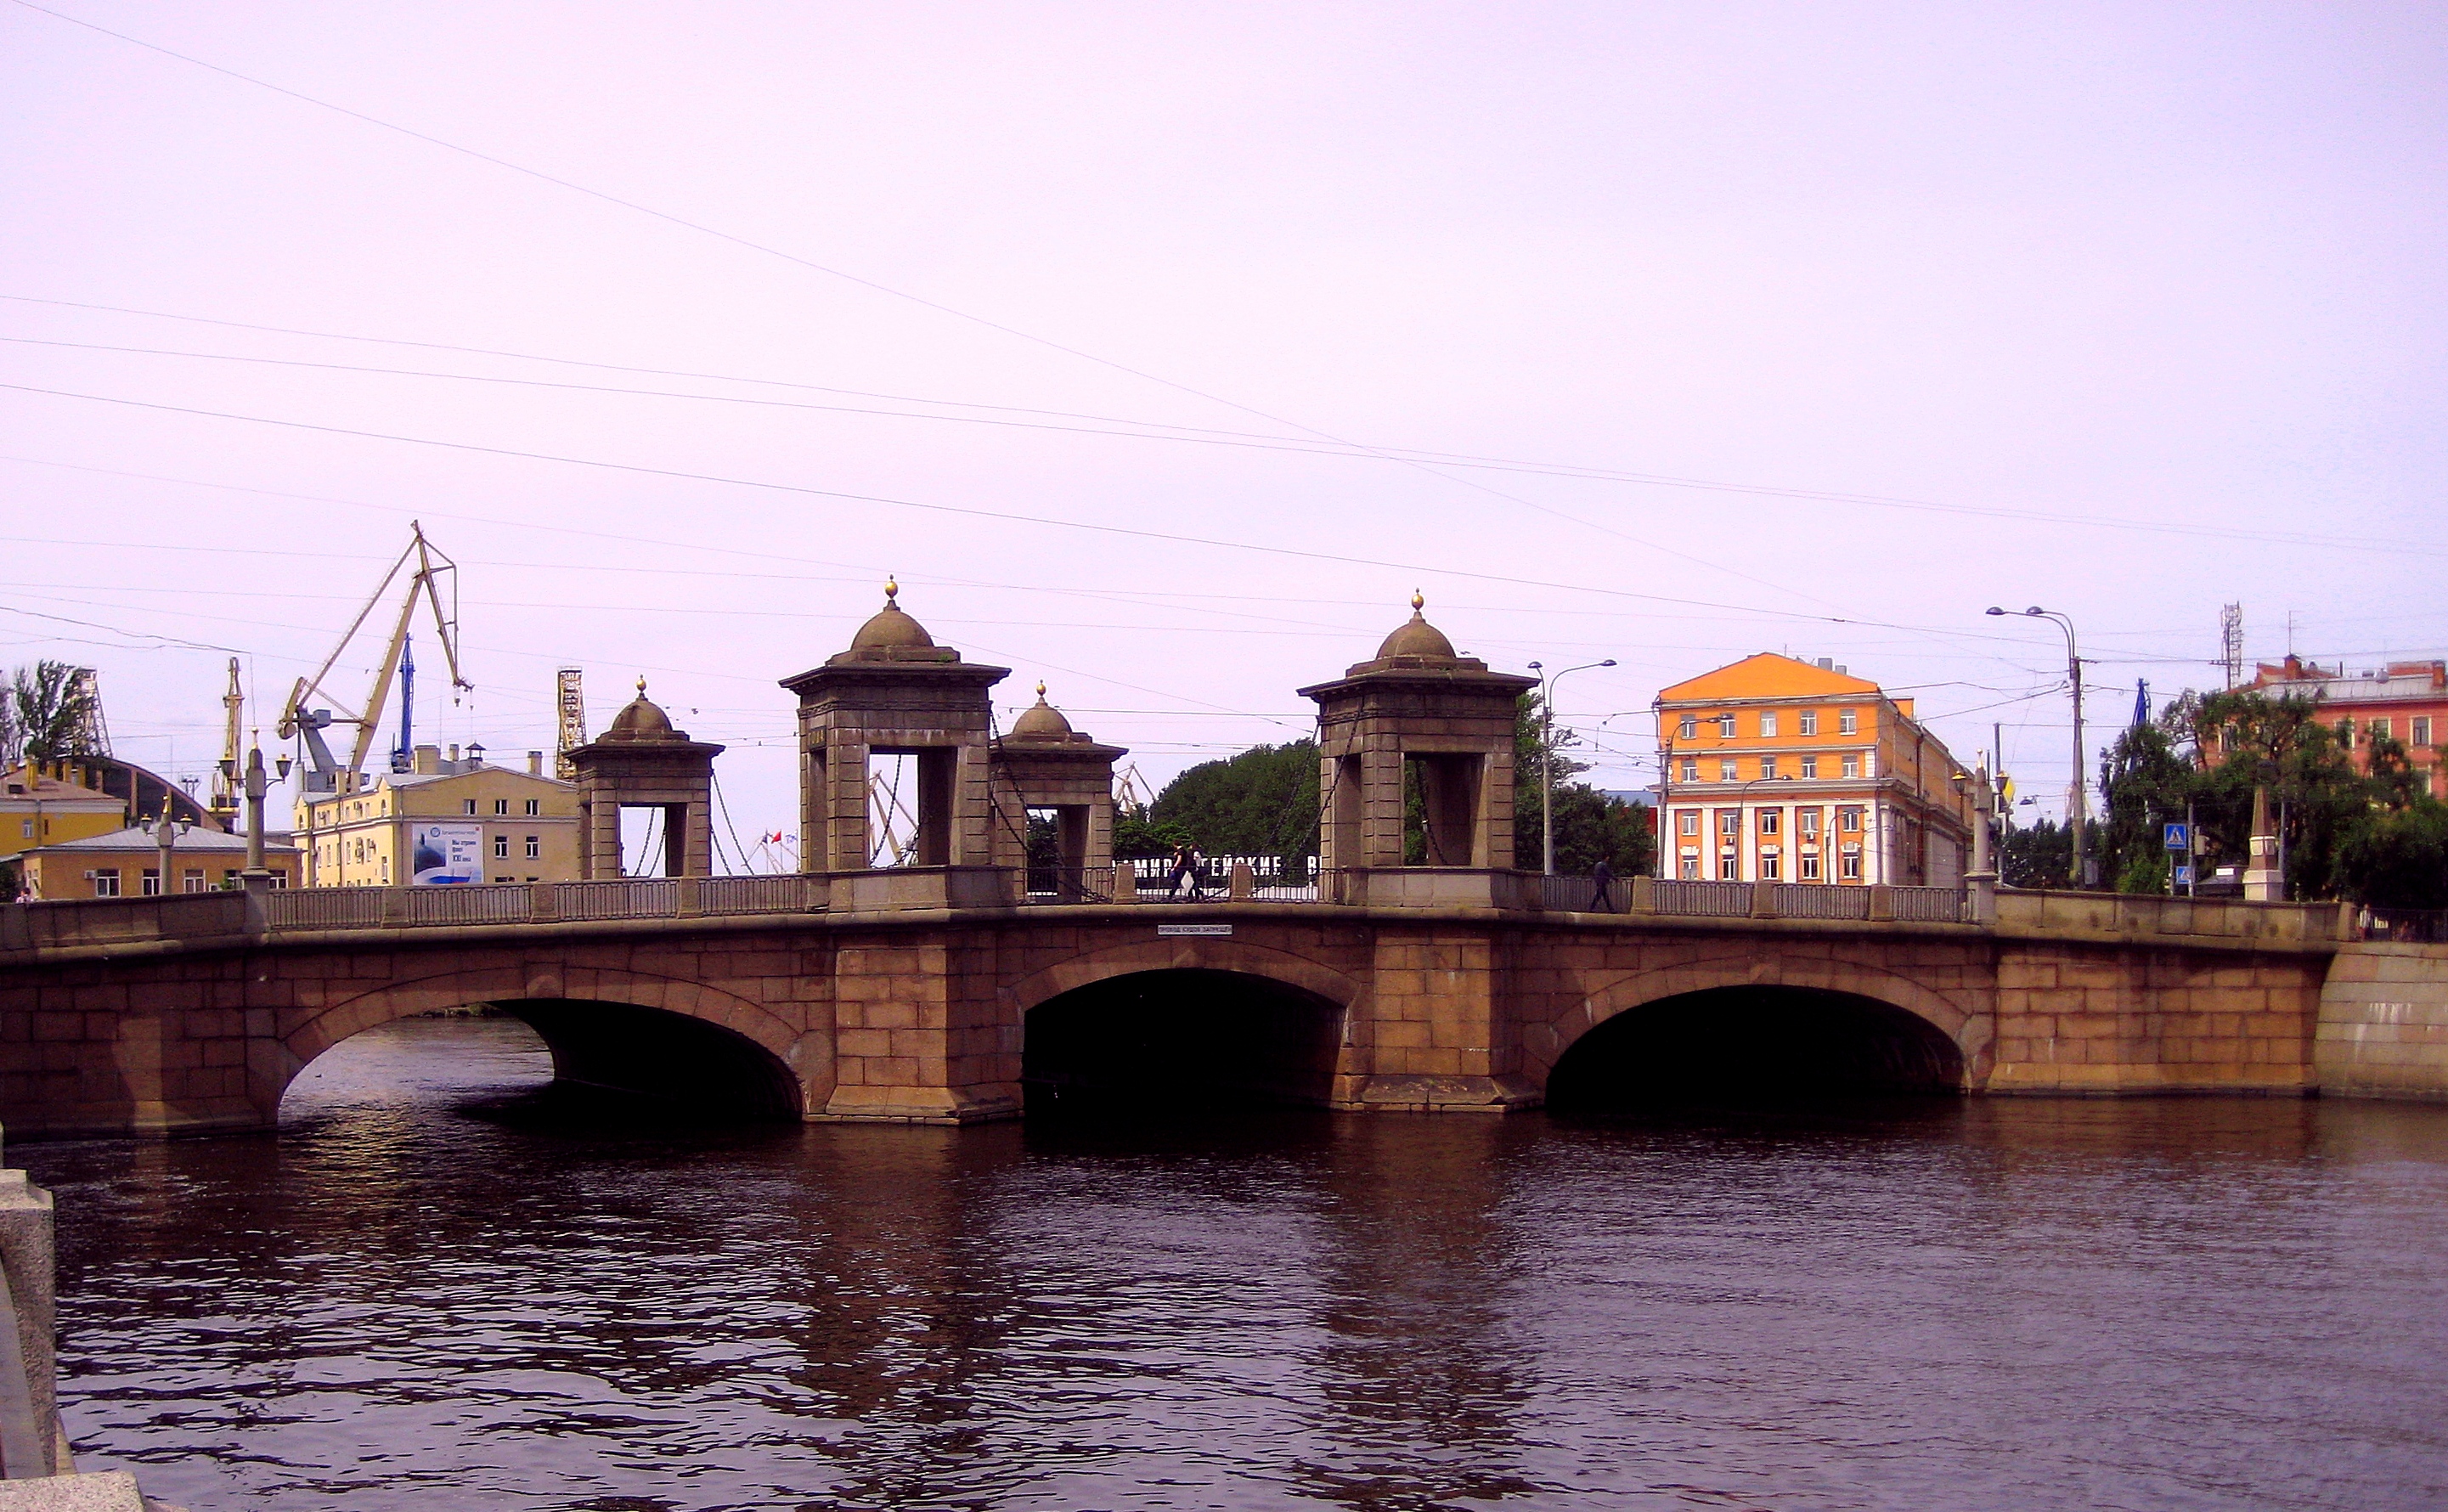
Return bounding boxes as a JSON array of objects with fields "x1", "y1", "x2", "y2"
[
  {"x1": 1148, "y1": 740, "x2": 1320, "y2": 867},
  {"x1": 3, "y1": 662, "x2": 103, "y2": 766},
  {"x1": 2000, "y1": 818, "x2": 2072, "y2": 889},
  {"x1": 2332, "y1": 801, "x2": 2448, "y2": 911},
  {"x1": 2171, "y1": 688, "x2": 2375, "y2": 900},
  {"x1": 2095, "y1": 722, "x2": 2196, "y2": 894}
]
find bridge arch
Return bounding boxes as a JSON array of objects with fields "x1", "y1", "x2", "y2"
[
  {"x1": 281, "y1": 964, "x2": 811, "y2": 1118},
  {"x1": 1529, "y1": 950, "x2": 1989, "y2": 1107},
  {"x1": 1007, "y1": 940, "x2": 1363, "y2": 1110}
]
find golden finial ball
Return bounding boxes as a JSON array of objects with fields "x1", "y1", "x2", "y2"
[
  {"x1": 1035, "y1": 680, "x2": 1048, "y2": 698},
  {"x1": 884, "y1": 576, "x2": 900, "y2": 603},
  {"x1": 635, "y1": 675, "x2": 647, "y2": 695},
  {"x1": 1411, "y1": 589, "x2": 1425, "y2": 612}
]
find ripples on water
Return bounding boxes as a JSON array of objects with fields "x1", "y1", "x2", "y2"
[{"x1": 17, "y1": 1015, "x2": 2448, "y2": 1511}]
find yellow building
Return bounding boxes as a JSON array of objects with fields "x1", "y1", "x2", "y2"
[
  {"x1": 2, "y1": 764, "x2": 127, "y2": 866},
  {"x1": 18, "y1": 826, "x2": 296, "y2": 900},
  {"x1": 1655, "y1": 654, "x2": 1976, "y2": 887},
  {"x1": 294, "y1": 746, "x2": 583, "y2": 888}
]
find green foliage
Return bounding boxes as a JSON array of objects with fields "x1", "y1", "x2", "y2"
[
  {"x1": 1111, "y1": 812, "x2": 1192, "y2": 860},
  {"x1": 2094, "y1": 723, "x2": 2195, "y2": 894},
  {"x1": 1148, "y1": 740, "x2": 1320, "y2": 866},
  {"x1": 2332, "y1": 800, "x2": 2448, "y2": 910},
  {"x1": 3, "y1": 661, "x2": 102, "y2": 765},
  {"x1": 2000, "y1": 818, "x2": 2072, "y2": 889}
]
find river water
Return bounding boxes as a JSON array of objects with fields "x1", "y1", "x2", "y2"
[{"x1": 17, "y1": 1015, "x2": 2448, "y2": 1511}]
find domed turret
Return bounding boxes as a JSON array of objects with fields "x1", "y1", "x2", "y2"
[
  {"x1": 849, "y1": 577, "x2": 937, "y2": 652},
  {"x1": 1373, "y1": 590, "x2": 1461, "y2": 663},
  {"x1": 1009, "y1": 681, "x2": 1075, "y2": 740},
  {"x1": 603, "y1": 677, "x2": 684, "y2": 742}
]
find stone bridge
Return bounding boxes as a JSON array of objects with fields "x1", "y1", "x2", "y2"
[{"x1": 0, "y1": 877, "x2": 2375, "y2": 1140}]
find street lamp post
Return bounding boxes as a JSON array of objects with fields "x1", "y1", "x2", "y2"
[
  {"x1": 1988, "y1": 605, "x2": 2087, "y2": 887},
  {"x1": 1526, "y1": 658, "x2": 1616, "y2": 876},
  {"x1": 224, "y1": 735, "x2": 292, "y2": 894}
]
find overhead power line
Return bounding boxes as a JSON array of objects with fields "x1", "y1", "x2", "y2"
[{"x1": 0, "y1": 378, "x2": 2071, "y2": 645}]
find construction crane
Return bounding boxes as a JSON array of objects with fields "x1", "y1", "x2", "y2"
[
  {"x1": 278, "y1": 523, "x2": 470, "y2": 796},
  {"x1": 208, "y1": 658, "x2": 242, "y2": 824}
]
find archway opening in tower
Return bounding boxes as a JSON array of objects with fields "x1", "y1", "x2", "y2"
[
  {"x1": 1544, "y1": 985, "x2": 1966, "y2": 1114},
  {"x1": 1024, "y1": 969, "x2": 1345, "y2": 1113}
]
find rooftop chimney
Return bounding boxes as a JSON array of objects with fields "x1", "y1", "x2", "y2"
[
  {"x1": 414, "y1": 744, "x2": 440, "y2": 776},
  {"x1": 527, "y1": 750, "x2": 544, "y2": 776}
]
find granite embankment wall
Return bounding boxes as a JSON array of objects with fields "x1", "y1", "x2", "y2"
[{"x1": 2318, "y1": 943, "x2": 2448, "y2": 1102}]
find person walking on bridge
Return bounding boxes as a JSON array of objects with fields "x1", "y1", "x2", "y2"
[
  {"x1": 1167, "y1": 842, "x2": 1202, "y2": 900},
  {"x1": 1589, "y1": 857, "x2": 1616, "y2": 912}
]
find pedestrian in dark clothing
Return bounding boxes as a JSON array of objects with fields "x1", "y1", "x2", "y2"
[
  {"x1": 1167, "y1": 843, "x2": 1198, "y2": 900},
  {"x1": 1589, "y1": 857, "x2": 1615, "y2": 911}
]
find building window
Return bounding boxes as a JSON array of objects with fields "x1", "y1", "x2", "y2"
[
  {"x1": 494, "y1": 798, "x2": 510, "y2": 815},
  {"x1": 270, "y1": 871, "x2": 288, "y2": 889},
  {"x1": 1759, "y1": 711, "x2": 1779, "y2": 737},
  {"x1": 494, "y1": 875, "x2": 515, "y2": 883},
  {"x1": 2415, "y1": 716, "x2": 2433, "y2": 748},
  {"x1": 493, "y1": 835, "x2": 510, "y2": 859},
  {"x1": 1760, "y1": 853, "x2": 1781, "y2": 880},
  {"x1": 525, "y1": 835, "x2": 540, "y2": 860},
  {"x1": 1842, "y1": 753, "x2": 1863, "y2": 779},
  {"x1": 1801, "y1": 755, "x2": 1819, "y2": 778},
  {"x1": 1679, "y1": 856, "x2": 1700, "y2": 879},
  {"x1": 1840, "y1": 850, "x2": 1863, "y2": 880},
  {"x1": 1718, "y1": 759, "x2": 1739, "y2": 781},
  {"x1": 2337, "y1": 719, "x2": 2354, "y2": 748},
  {"x1": 1758, "y1": 809, "x2": 1780, "y2": 835},
  {"x1": 1800, "y1": 809, "x2": 1821, "y2": 837},
  {"x1": 1718, "y1": 810, "x2": 1740, "y2": 838},
  {"x1": 1717, "y1": 714, "x2": 1737, "y2": 738},
  {"x1": 1800, "y1": 853, "x2": 1821, "y2": 880},
  {"x1": 1838, "y1": 709, "x2": 1859, "y2": 736},
  {"x1": 1759, "y1": 756, "x2": 1779, "y2": 780},
  {"x1": 1718, "y1": 854, "x2": 1740, "y2": 880},
  {"x1": 1678, "y1": 714, "x2": 1697, "y2": 740},
  {"x1": 464, "y1": 798, "x2": 478, "y2": 815},
  {"x1": 141, "y1": 869, "x2": 161, "y2": 896},
  {"x1": 1799, "y1": 711, "x2": 1819, "y2": 736},
  {"x1": 1678, "y1": 810, "x2": 1700, "y2": 837},
  {"x1": 1680, "y1": 759, "x2": 1699, "y2": 782},
  {"x1": 182, "y1": 868, "x2": 206, "y2": 893},
  {"x1": 1840, "y1": 806, "x2": 1864, "y2": 832},
  {"x1": 91, "y1": 869, "x2": 121, "y2": 897},
  {"x1": 525, "y1": 798, "x2": 541, "y2": 816},
  {"x1": 381, "y1": 856, "x2": 391, "y2": 883},
  {"x1": 16, "y1": 820, "x2": 29, "y2": 839},
  {"x1": 2372, "y1": 718, "x2": 2393, "y2": 742}
]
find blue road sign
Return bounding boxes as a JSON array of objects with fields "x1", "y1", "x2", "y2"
[
  {"x1": 2163, "y1": 822, "x2": 2190, "y2": 851},
  {"x1": 2174, "y1": 864, "x2": 2196, "y2": 886}
]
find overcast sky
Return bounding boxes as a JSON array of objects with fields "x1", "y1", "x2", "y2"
[{"x1": 4, "y1": 2, "x2": 2442, "y2": 862}]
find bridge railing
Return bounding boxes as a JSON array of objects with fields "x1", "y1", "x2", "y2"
[
  {"x1": 697, "y1": 875, "x2": 823, "y2": 915},
  {"x1": 1763, "y1": 882, "x2": 1873, "y2": 920},
  {"x1": 1648, "y1": 879, "x2": 1752, "y2": 917},
  {"x1": 552, "y1": 879, "x2": 678, "y2": 921}
]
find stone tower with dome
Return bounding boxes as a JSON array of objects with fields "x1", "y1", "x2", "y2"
[
  {"x1": 990, "y1": 683, "x2": 1128, "y2": 898},
  {"x1": 566, "y1": 678, "x2": 726, "y2": 879},
  {"x1": 1298, "y1": 593, "x2": 1538, "y2": 901},
  {"x1": 780, "y1": 581, "x2": 1012, "y2": 889}
]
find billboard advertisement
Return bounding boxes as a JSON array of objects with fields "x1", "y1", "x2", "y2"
[{"x1": 409, "y1": 822, "x2": 482, "y2": 885}]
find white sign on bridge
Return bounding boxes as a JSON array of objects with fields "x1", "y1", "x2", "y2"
[{"x1": 1158, "y1": 924, "x2": 1233, "y2": 937}]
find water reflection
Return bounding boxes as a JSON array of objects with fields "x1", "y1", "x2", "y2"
[{"x1": 17, "y1": 1016, "x2": 2448, "y2": 1511}]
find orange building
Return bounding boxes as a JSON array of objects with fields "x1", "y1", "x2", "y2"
[
  {"x1": 2248, "y1": 657, "x2": 2445, "y2": 797},
  {"x1": 1654, "y1": 654, "x2": 1976, "y2": 887}
]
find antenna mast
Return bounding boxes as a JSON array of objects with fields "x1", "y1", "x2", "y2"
[{"x1": 2220, "y1": 603, "x2": 2243, "y2": 688}]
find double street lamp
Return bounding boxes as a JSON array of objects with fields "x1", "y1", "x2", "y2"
[
  {"x1": 1988, "y1": 605, "x2": 2087, "y2": 887},
  {"x1": 1526, "y1": 658, "x2": 1616, "y2": 876}
]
